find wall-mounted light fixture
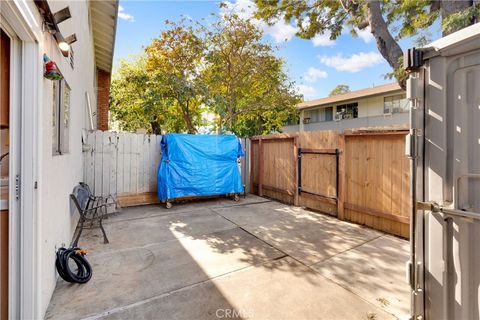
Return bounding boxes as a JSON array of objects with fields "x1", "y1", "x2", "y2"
[
  {"x1": 58, "y1": 41, "x2": 70, "y2": 52},
  {"x1": 34, "y1": 0, "x2": 73, "y2": 57}
]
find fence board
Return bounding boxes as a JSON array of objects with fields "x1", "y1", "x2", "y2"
[
  {"x1": 124, "y1": 133, "x2": 132, "y2": 194},
  {"x1": 109, "y1": 133, "x2": 118, "y2": 197},
  {"x1": 94, "y1": 131, "x2": 103, "y2": 196},
  {"x1": 117, "y1": 132, "x2": 125, "y2": 194},
  {"x1": 84, "y1": 130, "x2": 95, "y2": 191},
  {"x1": 102, "y1": 132, "x2": 112, "y2": 196}
]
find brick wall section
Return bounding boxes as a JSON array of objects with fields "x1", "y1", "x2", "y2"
[{"x1": 96, "y1": 68, "x2": 111, "y2": 131}]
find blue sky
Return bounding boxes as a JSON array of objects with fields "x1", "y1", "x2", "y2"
[{"x1": 114, "y1": 0, "x2": 441, "y2": 99}]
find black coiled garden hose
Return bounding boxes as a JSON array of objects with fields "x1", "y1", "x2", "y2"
[{"x1": 55, "y1": 247, "x2": 92, "y2": 284}]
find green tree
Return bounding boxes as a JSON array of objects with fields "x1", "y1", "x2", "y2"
[
  {"x1": 145, "y1": 20, "x2": 207, "y2": 133},
  {"x1": 329, "y1": 84, "x2": 350, "y2": 96},
  {"x1": 110, "y1": 16, "x2": 300, "y2": 137},
  {"x1": 202, "y1": 13, "x2": 300, "y2": 136},
  {"x1": 254, "y1": 0, "x2": 479, "y2": 87},
  {"x1": 110, "y1": 57, "x2": 164, "y2": 134}
]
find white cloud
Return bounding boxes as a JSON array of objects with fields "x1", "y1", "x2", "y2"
[
  {"x1": 263, "y1": 22, "x2": 297, "y2": 43},
  {"x1": 221, "y1": 0, "x2": 256, "y2": 19},
  {"x1": 319, "y1": 52, "x2": 384, "y2": 72},
  {"x1": 118, "y1": 6, "x2": 134, "y2": 22},
  {"x1": 312, "y1": 32, "x2": 335, "y2": 47},
  {"x1": 304, "y1": 67, "x2": 328, "y2": 82},
  {"x1": 355, "y1": 27, "x2": 374, "y2": 43},
  {"x1": 296, "y1": 84, "x2": 316, "y2": 97},
  {"x1": 221, "y1": 0, "x2": 298, "y2": 43}
]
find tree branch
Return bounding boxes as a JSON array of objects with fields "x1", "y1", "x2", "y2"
[{"x1": 366, "y1": 1, "x2": 403, "y2": 77}]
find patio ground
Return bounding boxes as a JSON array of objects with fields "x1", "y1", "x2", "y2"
[{"x1": 45, "y1": 195, "x2": 410, "y2": 320}]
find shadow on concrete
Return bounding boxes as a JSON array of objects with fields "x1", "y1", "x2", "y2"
[{"x1": 45, "y1": 196, "x2": 399, "y2": 320}]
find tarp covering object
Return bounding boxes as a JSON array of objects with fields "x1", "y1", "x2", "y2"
[{"x1": 157, "y1": 134, "x2": 244, "y2": 201}]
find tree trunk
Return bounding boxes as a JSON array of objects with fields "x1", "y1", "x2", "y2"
[
  {"x1": 366, "y1": 1, "x2": 404, "y2": 72},
  {"x1": 441, "y1": 1, "x2": 474, "y2": 35},
  {"x1": 150, "y1": 121, "x2": 161, "y2": 135},
  {"x1": 181, "y1": 101, "x2": 197, "y2": 134},
  {"x1": 184, "y1": 116, "x2": 196, "y2": 134},
  {"x1": 182, "y1": 110, "x2": 197, "y2": 134}
]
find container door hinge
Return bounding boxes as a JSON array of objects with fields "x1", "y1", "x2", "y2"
[{"x1": 15, "y1": 174, "x2": 21, "y2": 200}]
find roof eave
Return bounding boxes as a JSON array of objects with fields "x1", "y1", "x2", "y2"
[
  {"x1": 298, "y1": 84, "x2": 404, "y2": 110},
  {"x1": 90, "y1": 0, "x2": 119, "y2": 73}
]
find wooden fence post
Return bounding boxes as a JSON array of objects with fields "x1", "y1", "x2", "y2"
[
  {"x1": 258, "y1": 138, "x2": 264, "y2": 197},
  {"x1": 337, "y1": 134, "x2": 345, "y2": 220},
  {"x1": 293, "y1": 137, "x2": 299, "y2": 206},
  {"x1": 249, "y1": 140, "x2": 255, "y2": 194}
]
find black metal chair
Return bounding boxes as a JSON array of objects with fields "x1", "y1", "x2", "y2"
[
  {"x1": 79, "y1": 182, "x2": 119, "y2": 211},
  {"x1": 70, "y1": 183, "x2": 116, "y2": 246}
]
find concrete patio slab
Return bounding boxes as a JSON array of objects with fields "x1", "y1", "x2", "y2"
[
  {"x1": 212, "y1": 201, "x2": 295, "y2": 227},
  {"x1": 311, "y1": 235, "x2": 410, "y2": 318},
  {"x1": 101, "y1": 257, "x2": 394, "y2": 320},
  {"x1": 108, "y1": 194, "x2": 271, "y2": 223},
  {"x1": 45, "y1": 227, "x2": 283, "y2": 320},
  {"x1": 46, "y1": 195, "x2": 409, "y2": 320},
  {"x1": 215, "y1": 203, "x2": 383, "y2": 265},
  {"x1": 81, "y1": 208, "x2": 237, "y2": 255}
]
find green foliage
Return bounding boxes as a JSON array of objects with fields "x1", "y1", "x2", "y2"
[
  {"x1": 110, "y1": 56, "x2": 179, "y2": 134},
  {"x1": 442, "y1": 4, "x2": 480, "y2": 35},
  {"x1": 145, "y1": 20, "x2": 207, "y2": 133},
  {"x1": 110, "y1": 15, "x2": 300, "y2": 137},
  {"x1": 202, "y1": 13, "x2": 300, "y2": 136},
  {"x1": 329, "y1": 84, "x2": 350, "y2": 96}
]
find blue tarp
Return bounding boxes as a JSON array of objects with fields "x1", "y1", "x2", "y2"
[{"x1": 157, "y1": 134, "x2": 244, "y2": 201}]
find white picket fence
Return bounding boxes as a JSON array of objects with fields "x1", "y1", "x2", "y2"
[{"x1": 83, "y1": 130, "x2": 162, "y2": 197}]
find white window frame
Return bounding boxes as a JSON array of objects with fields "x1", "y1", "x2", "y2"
[{"x1": 384, "y1": 94, "x2": 408, "y2": 115}]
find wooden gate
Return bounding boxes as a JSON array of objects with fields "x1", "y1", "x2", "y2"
[{"x1": 298, "y1": 148, "x2": 339, "y2": 215}]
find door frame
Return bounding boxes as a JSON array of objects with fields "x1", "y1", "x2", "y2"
[{"x1": 0, "y1": 1, "x2": 41, "y2": 319}]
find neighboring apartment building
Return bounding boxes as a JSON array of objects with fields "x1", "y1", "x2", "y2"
[
  {"x1": 283, "y1": 83, "x2": 408, "y2": 132},
  {"x1": 0, "y1": 1, "x2": 117, "y2": 318}
]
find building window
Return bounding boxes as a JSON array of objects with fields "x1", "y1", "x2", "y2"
[
  {"x1": 384, "y1": 94, "x2": 408, "y2": 114},
  {"x1": 304, "y1": 106, "x2": 334, "y2": 123},
  {"x1": 325, "y1": 107, "x2": 333, "y2": 121},
  {"x1": 52, "y1": 79, "x2": 70, "y2": 155},
  {"x1": 336, "y1": 102, "x2": 358, "y2": 119}
]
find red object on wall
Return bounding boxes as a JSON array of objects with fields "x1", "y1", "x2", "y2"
[{"x1": 96, "y1": 68, "x2": 111, "y2": 131}]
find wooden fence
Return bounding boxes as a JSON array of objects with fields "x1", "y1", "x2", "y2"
[
  {"x1": 250, "y1": 130, "x2": 410, "y2": 238},
  {"x1": 83, "y1": 130, "x2": 162, "y2": 207}
]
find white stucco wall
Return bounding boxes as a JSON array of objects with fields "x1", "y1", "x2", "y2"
[
  {"x1": 292, "y1": 113, "x2": 409, "y2": 132},
  {"x1": 30, "y1": 1, "x2": 97, "y2": 315}
]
